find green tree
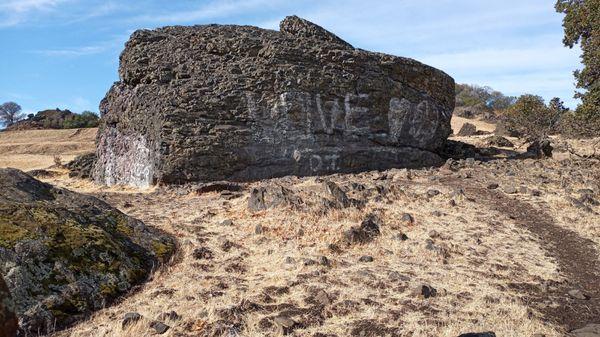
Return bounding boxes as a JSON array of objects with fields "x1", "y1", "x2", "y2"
[
  {"x1": 556, "y1": 0, "x2": 600, "y2": 116},
  {"x1": 62, "y1": 111, "x2": 100, "y2": 129},
  {"x1": 503, "y1": 95, "x2": 564, "y2": 142}
]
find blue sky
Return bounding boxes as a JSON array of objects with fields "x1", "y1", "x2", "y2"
[{"x1": 0, "y1": 0, "x2": 582, "y2": 115}]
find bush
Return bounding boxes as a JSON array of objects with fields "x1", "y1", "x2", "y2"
[
  {"x1": 500, "y1": 95, "x2": 565, "y2": 142},
  {"x1": 62, "y1": 111, "x2": 99, "y2": 129},
  {"x1": 559, "y1": 113, "x2": 600, "y2": 138}
]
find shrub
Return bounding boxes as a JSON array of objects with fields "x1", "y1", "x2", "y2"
[
  {"x1": 501, "y1": 95, "x2": 565, "y2": 142},
  {"x1": 62, "y1": 111, "x2": 99, "y2": 129}
]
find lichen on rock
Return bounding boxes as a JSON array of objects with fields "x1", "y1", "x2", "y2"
[{"x1": 0, "y1": 168, "x2": 175, "y2": 335}]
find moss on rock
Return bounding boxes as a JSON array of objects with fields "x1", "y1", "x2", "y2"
[{"x1": 0, "y1": 168, "x2": 176, "y2": 335}]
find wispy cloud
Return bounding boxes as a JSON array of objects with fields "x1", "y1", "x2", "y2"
[
  {"x1": 32, "y1": 33, "x2": 129, "y2": 57},
  {"x1": 132, "y1": 0, "x2": 284, "y2": 25},
  {"x1": 0, "y1": 0, "x2": 71, "y2": 27}
]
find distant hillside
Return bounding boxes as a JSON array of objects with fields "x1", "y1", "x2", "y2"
[{"x1": 5, "y1": 108, "x2": 99, "y2": 131}]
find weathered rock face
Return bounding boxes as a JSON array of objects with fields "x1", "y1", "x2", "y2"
[
  {"x1": 95, "y1": 15, "x2": 455, "y2": 187},
  {"x1": 0, "y1": 168, "x2": 175, "y2": 335}
]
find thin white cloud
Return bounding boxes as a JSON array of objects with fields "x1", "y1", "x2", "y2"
[
  {"x1": 0, "y1": 0, "x2": 71, "y2": 27},
  {"x1": 133, "y1": 0, "x2": 284, "y2": 25}
]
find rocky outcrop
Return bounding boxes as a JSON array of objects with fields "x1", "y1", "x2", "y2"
[
  {"x1": 95, "y1": 16, "x2": 455, "y2": 187},
  {"x1": 0, "y1": 168, "x2": 175, "y2": 335}
]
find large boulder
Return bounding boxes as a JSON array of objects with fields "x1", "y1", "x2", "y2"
[
  {"x1": 95, "y1": 16, "x2": 455, "y2": 187},
  {"x1": 0, "y1": 168, "x2": 175, "y2": 335}
]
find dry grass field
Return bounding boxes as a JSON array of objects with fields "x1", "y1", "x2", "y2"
[
  {"x1": 1, "y1": 123, "x2": 599, "y2": 337},
  {"x1": 0, "y1": 128, "x2": 96, "y2": 170}
]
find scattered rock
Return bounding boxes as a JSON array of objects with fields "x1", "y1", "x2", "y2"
[
  {"x1": 359, "y1": 255, "x2": 374, "y2": 263},
  {"x1": 485, "y1": 135, "x2": 514, "y2": 148},
  {"x1": 0, "y1": 276, "x2": 18, "y2": 337},
  {"x1": 486, "y1": 183, "x2": 499, "y2": 190},
  {"x1": 192, "y1": 247, "x2": 214, "y2": 260},
  {"x1": 394, "y1": 233, "x2": 409, "y2": 241},
  {"x1": 457, "y1": 123, "x2": 478, "y2": 136},
  {"x1": 196, "y1": 182, "x2": 243, "y2": 194},
  {"x1": 568, "y1": 289, "x2": 590, "y2": 300},
  {"x1": 458, "y1": 333, "x2": 496, "y2": 337},
  {"x1": 255, "y1": 224, "x2": 264, "y2": 235},
  {"x1": 220, "y1": 219, "x2": 233, "y2": 226},
  {"x1": 400, "y1": 213, "x2": 414, "y2": 224},
  {"x1": 343, "y1": 214, "x2": 382, "y2": 245},
  {"x1": 149, "y1": 320, "x2": 170, "y2": 334},
  {"x1": 0, "y1": 169, "x2": 175, "y2": 335},
  {"x1": 94, "y1": 16, "x2": 454, "y2": 187},
  {"x1": 157, "y1": 311, "x2": 181, "y2": 321},
  {"x1": 122, "y1": 312, "x2": 142, "y2": 329},
  {"x1": 324, "y1": 181, "x2": 351, "y2": 208},
  {"x1": 273, "y1": 315, "x2": 296, "y2": 333},
  {"x1": 248, "y1": 186, "x2": 303, "y2": 212},
  {"x1": 526, "y1": 139, "x2": 553, "y2": 158},
  {"x1": 314, "y1": 289, "x2": 331, "y2": 306},
  {"x1": 426, "y1": 189, "x2": 441, "y2": 198},
  {"x1": 284, "y1": 257, "x2": 296, "y2": 264},
  {"x1": 318, "y1": 256, "x2": 331, "y2": 267},
  {"x1": 428, "y1": 230, "x2": 440, "y2": 238},
  {"x1": 421, "y1": 285, "x2": 438, "y2": 299},
  {"x1": 503, "y1": 185, "x2": 518, "y2": 194}
]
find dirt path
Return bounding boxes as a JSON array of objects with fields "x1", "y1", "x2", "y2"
[{"x1": 445, "y1": 179, "x2": 600, "y2": 331}]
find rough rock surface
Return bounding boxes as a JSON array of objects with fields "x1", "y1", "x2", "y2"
[
  {"x1": 0, "y1": 168, "x2": 175, "y2": 335},
  {"x1": 95, "y1": 15, "x2": 455, "y2": 187},
  {"x1": 0, "y1": 276, "x2": 17, "y2": 337},
  {"x1": 66, "y1": 153, "x2": 96, "y2": 179}
]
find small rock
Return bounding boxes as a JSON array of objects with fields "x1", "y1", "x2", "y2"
[
  {"x1": 457, "y1": 123, "x2": 477, "y2": 136},
  {"x1": 359, "y1": 255, "x2": 374, "y2": 263},
  {"x1": 255, "y1": 224, "x2": 264, "y2": 235},
  {"x1": 568, "y1": 289, "x2": 590, "y2": 300},
  {"x1": 343, "y1": 214, "x2": 381, "y2": 245},
  {"x1": 192, "y1": 247, "x2": 213, "y2": 260},
  {"x1": 401, "y1": 213, "x2": 414, "y2": 224},
  {"x1": 428, "y1": 230, "x2": 439, "y2": 239},
  {"x1": 314, "y1": 289, "x2": 331, "y2": 306},
  {"x1": 519, "y1": 186, "x2": 528, "y2": 194},
  {"x1": 421, "y1": 285, "x2": 437, "y2": 299},
  {"x1": 486, "y1": 183, "x2": 499, "y2": 190},
  {"x1": 149, "y1": 321, "x2": 170, "y2": 334},
  {"x1": 531, "y1": 190, "x2": 542, "y2": 197},
  {"x1": 318, "y1": 256, "x2": 330, "y2": 267},
  {"x1": 448, "y1": 199, "x2": 457, "y2": 207},
  {"x1": 273, "y1": 315, "x2": 296, "y2": 329},
  {"x1": 571, "y1": 324, "x2": 600, "y2": 337},
  {"x1": 426, "y1": 189, "x2": 441, "y2": 198},
  {"x1": 157, "y1": 311, "x2": 181, "y2": 321},
  {"x1": 220, "y1": 219, "x2": 233, "y2": 226},
  {"x1": 394, "y1": 233, "x2": 409, "y2": 241},
  {"x1": 503, "y1": 185, "x2": 518, "y2": 194},
  {"x1": 122, "y1": 312, "x2": 142, "y2": 329},
  {"x1": 303, "y1": 258, "x2": 317, "y2": 266},
  {"x1": 458, "y1": 333, "x2": 496, "y2": 337},
  {"x1": 284, "y1": 257, "x2": 296, "y2": 264}
]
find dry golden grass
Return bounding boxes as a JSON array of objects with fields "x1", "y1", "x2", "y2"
[
  {"x1": 0, "y1": 128, "x2": 96, "y2": 170},
  {"x1": 46, "y1": 169, "x2": 574, "y2": 337},
  {"x1": 2, "y1": 127, "x2": 598, "y2": 337}
]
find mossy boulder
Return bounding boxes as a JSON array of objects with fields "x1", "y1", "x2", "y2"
[{"x1": 0, "y1": 168, "x2": 175, "y2": 335}]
